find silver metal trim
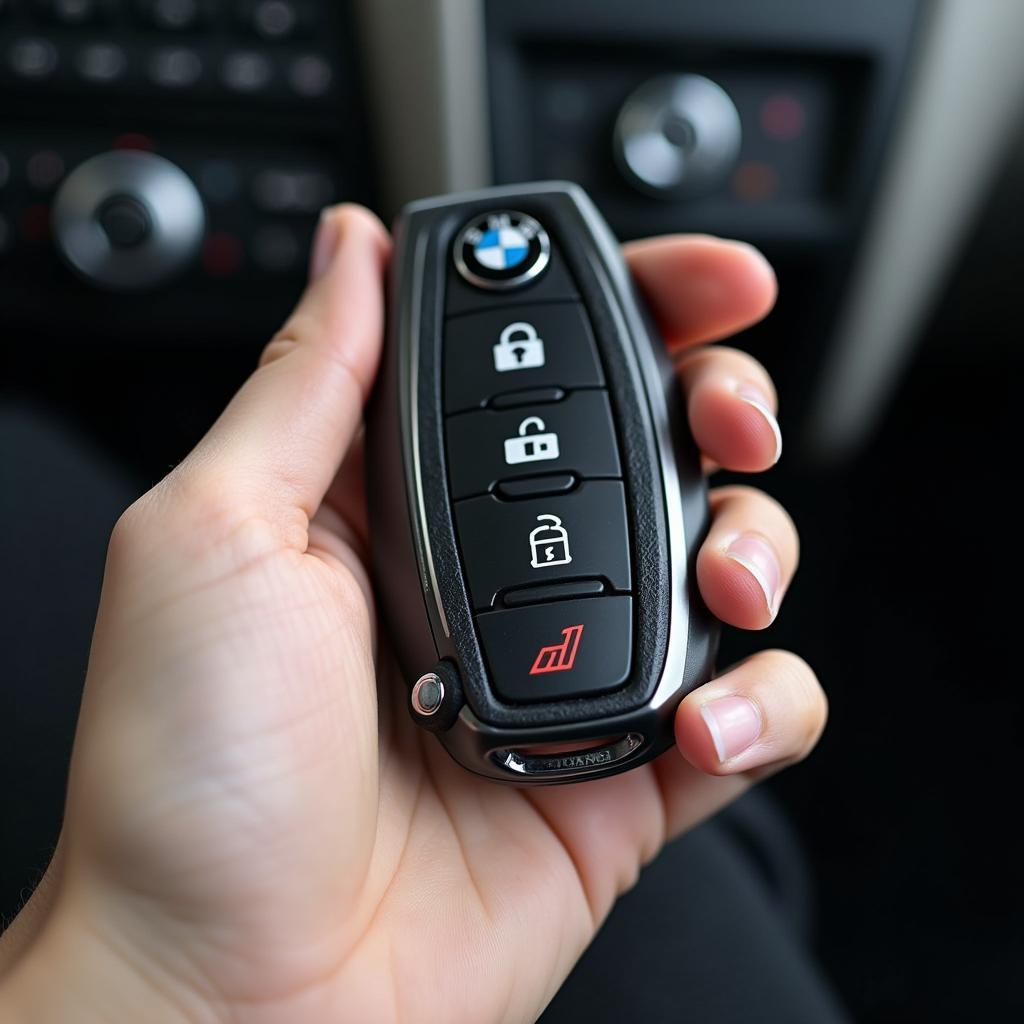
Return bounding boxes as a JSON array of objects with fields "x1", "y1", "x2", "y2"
[
  {"x1": 409, "y1": 229, "x2": 451, "y2": 638},
  {"x1": 491, "y1": 733, "x2": 644, "y2": 779},
  {"x1": 412, "y1": 672, "x2": 445, "y2": 716},
  {"x1": 452, "y1": 210, "x2": 551, "y2": 290}
]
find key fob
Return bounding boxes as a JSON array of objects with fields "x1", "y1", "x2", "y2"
[{"x1": 368, "y1": 182, "x2": 718, "y2": 784}]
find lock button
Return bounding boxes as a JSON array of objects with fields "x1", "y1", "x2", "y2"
[
  {"x1": 444, "y1": 302, "x2": 605, "y2": 413},
  {"x1": 446, "y1": 391, "x2": 621, "y2": 499}
]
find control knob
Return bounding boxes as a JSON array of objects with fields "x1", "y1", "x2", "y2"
[
  {"x1": 614, "y1": 74, "x2": 742, "y2": 199},
  {"x1": 52, "y1": 151, "x2": 205, "y2": 290}
]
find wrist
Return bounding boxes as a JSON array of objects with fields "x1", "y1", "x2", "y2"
[{"x1": 1, "y1": 891, "x2": 218, "y2": 1024}]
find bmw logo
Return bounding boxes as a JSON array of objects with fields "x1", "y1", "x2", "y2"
[{"x1": 453, "y1": 209, "x2": 550, "y2": 290}]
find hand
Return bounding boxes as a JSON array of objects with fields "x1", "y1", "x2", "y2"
[{"x1": 0, "y1": 206, "x2": 825, "y2": 1023}]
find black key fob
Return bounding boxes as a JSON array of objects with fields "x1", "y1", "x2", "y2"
[{"x1": 368, "y1": 182, "x2": 718, "y2": 784}]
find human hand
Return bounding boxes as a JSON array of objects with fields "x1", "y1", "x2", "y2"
[{"x1": 0, "y1": 205, "x2": 825, "y2": 1023}]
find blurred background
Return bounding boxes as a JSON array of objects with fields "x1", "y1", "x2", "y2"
[{"x1": 1, "y1": 1, "x2": 1022, "y2": 1019}]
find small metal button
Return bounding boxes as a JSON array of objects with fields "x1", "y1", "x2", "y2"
[{"x1": 411, "y1": 673, "x2": 445, "y2": 716}]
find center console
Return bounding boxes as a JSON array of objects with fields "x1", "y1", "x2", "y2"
[
  {"x1": 1, "y1": 0, "x2": 932, "y2": 470},
  {"x1": 0, "y1": 0, "x2": 369, "y2": 344}
]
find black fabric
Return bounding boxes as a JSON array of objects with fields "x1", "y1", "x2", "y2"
[
  {"x1": 542, "y1": 811, "x2": 848, "y2": 1023},
  {"x1": 0, "y1": 402, "x2": 137, "y2": 912}
]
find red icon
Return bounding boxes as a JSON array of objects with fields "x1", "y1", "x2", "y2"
[{"x1": 529, "y1": 624, "x2": 584, "y2": 675}]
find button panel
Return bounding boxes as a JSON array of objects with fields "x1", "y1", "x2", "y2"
[
  {"x1": 444, "y1": 210, "x2": 634, "y2": 703},
  {"x1": 477, "y1": 597, "x2": 633, "y2": 703},
  {"x1": 446, "y1": 390, "x2": 620, "y2": 499}
]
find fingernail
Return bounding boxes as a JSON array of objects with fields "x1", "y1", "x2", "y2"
[
  {"x1": 735, "y1": 383, "x2": 782, "y2": 464},
  {"x1": 309, "y1": 210, "x2": 340, "y2": 281},
  {"x1": 724, "y1": 533, "x2": 781, "y2": 619},
  {"x1": 700, "y1": 696, "x2": 763, "y2": 762}
]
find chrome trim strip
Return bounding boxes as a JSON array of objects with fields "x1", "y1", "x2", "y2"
[
  {"x1": 409, "y1": 229, "x2": 451, "y2": 638},
  {"x1": 491, "y1": 733, "x2": 644, "y2": 779}
]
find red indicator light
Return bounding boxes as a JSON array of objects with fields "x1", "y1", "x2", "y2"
[
  {"x1": 20, "y1": 204, "x2": 51, "y2": 242},
  {"x1": 202, "y1": 232, "x2": 242, "y2": 276},
  {"x1": 760, "y1": 94, "x2": 806, "y2": 141},
  {"x1": 530, "y1": 624, "x2": 584, "y2": 675},
  {"x1": 114, "y1": 133, "x2": 155, "y2": 152},
  {"x1": 732, "y1": 161, "x2": 778, "y2": 203}
]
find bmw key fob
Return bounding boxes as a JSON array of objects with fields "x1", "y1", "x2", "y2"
[{"x1": 368, "y1": 182, "x2": 718, "y2": 784}]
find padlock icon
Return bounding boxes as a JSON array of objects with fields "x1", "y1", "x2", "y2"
[
  {"x1": 493, "y1": 321, "x2": 546, "y2": 372},
  {"x1": 529, "y1": 513, "x2": 572, "y2": 569},
  {"x1": 503, "y1": 416, "x2": 560, "y2": 466}
]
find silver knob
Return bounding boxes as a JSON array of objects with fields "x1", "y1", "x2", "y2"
[
  {"x1": 52, "y1": 151, "x2": 205, "y2": 290},
  {"x1": 614, "y1": 74, "x2": 742, "y2": 199}
]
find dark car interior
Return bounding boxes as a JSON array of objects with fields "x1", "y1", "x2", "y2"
[{"x1": 2, "y1": 1, "x2": 1022, "y2": 1019}]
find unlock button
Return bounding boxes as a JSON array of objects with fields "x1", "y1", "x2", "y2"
[{"x1": 446, "y1": 391, "x2": 621, "y2": 499}]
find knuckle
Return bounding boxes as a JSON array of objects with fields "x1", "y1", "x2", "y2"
[
  {"x1": 169, "y1": 468, "x2": 249, "y2": 535},
  {"x1": 259, "y1": 335, "x2": 299, "y2": 368},
  {"x1": 268, "y1": 309, "x2": 317, "y2": 355},
  {"x1": 109, "y1": 495, "x2": 151, "y2": 551}
]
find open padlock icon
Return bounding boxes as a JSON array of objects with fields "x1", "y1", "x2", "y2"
[
  {"x1": 529, "y1": 513, "x2": 572, "y2": 569},
  {"x1": 503, "y1": 416, "x2": 560, "y2": 466},
  {"x1": 493, "y1": 321, "x2": 546, "y2": 372}
]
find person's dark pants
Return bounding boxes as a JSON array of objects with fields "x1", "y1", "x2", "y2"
[{"x1": 0, "y1": 404, "x2": 848, "y2": 1023}]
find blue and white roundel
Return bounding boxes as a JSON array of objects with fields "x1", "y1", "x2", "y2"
[
  {"x1": 472, "y1": 226, "x2": 530, "y2": 271},
  {"x1": 453, "y1": 209, "x2": 550, "y2": 290}
]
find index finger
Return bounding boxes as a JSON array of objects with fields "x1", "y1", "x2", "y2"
[{"x1": 624, "y1": 235, "x2": 777, "y2": 351}]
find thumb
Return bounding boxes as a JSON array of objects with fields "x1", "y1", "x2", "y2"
[{"x1": 178, "y1": 204, "x2": 391, "y2": 524}]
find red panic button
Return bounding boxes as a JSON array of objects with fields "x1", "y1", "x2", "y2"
[
  {"x1": 477, "y1": 598, "x2": 632, "y2": 703},
  {"x1": 530, "y1": 624, "x2": 584, "y2": 675}
]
